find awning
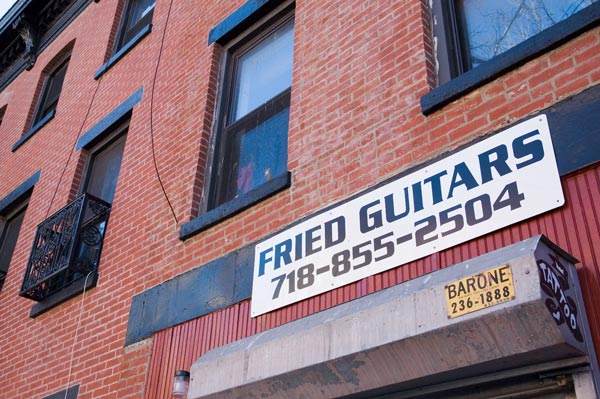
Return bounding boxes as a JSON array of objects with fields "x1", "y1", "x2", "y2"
[{"x1": 188, "y1": 236, "x2": 599, "y2": 398}]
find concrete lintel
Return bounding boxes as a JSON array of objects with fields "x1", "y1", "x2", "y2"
[{"x1": 188, "y1": 236, "x2": 592, "y2": 398}]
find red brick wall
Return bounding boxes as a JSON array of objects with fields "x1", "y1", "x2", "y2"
[
  {"x1": 144, "y1": 163, "x2": 600, "y2": 398},
  {"x1": 0, "y1": 0, "x2": 599, "y2": 398}
]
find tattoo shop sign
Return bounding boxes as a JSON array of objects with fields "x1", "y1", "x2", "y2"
[{"x1": 251, "y1": 115, "x2": 564, "y2": 317}]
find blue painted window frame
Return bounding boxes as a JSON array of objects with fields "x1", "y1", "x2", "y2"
[{"x1": 76, "y1": 87, "x2": 143, "y2": 149}]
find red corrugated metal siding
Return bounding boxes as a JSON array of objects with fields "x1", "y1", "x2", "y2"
[{"x1": 144, "y1": 164, "x2": 600, "y2": 399}]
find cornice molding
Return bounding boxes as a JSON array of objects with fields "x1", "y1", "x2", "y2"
[
  {"x1": 0, "y1": 0, "x2": 93, "y2": 91},
  {"x1": 12, "y1": 15, "x2": 39, "y2": 70}
]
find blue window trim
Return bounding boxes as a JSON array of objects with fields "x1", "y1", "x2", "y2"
[
  {"x1": 208, "y1": 0, "x2": 288, "y2": 45},
  {"x1": 421, "y1": 2, "x2": 600, "y2": 115},
  {"x1": 0, "y1": 170, "x2": 40, "y2": 215},
  {"x1": 94, "y1": 23, "x2": 152, "y2": 80},
  {"x1": 125, "y1": 244, "x2": 253, "y2": 345},
  {"x1": 180, "y1": 172, "x2": 291, "y2": 240},
  {"x1": 76, "y1": 87, "x2": 143, "y2": 150},
  {"x1": 12, "y1": 110, "x2": 56, "y2": 152}
]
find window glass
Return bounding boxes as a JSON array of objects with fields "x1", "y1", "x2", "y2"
[
  {"x1": 77, "y1": 133, "x2": 126, "y2": 279},
  {"x1": 234, "y1": 108, "x2": 289, "y2": 197},
  {"x1": 45, "y1": 60, "x2": 68, "y2": 107},
  {"x1": 232, "y1": 19, "x2": 294, "y2": 121},
  {"x1": 211, "y1": 12, "x2": 294, "y2": 209},
  {"x1": 0, "y1": 205, "x2": 27, "y2": 291},
  {"x1": 85, "y1": 133, "x2": 127, "y2": 204},
  {"x1": 34, "y1": 57, "x2": 69, "y2": 124},
  {"x1": 458, "y1": 0, "x2": 597, "y2": 69},
  {"x1": 117, "y1": 0, "x2": 155, "y2": 50},
  {"x1": 126, "y1": 0, "x2": 155, "y2": 31}
]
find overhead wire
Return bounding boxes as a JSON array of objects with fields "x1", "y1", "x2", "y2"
[
  {"x1": 55, "y1": 0, "x2": 178, "y2": 397},
  {"x1": 149, "y1": 0, "x2": 179, "y2": 225},
  {"x1": 46, "y1": 73, "x2": 102, "y2": 218},
  {"x1": 63, "y1": 270, "x2": 94, "y2": 399}
]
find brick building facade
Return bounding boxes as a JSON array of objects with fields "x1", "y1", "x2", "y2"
[{"x1": 1, "y1": 0, "x2": 600, "y2": 398}]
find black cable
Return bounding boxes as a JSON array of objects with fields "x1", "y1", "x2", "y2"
[
  {"x1": 46, "y1": 74, "x2": 103, "y2": 218},
  {"x1": 149, "y1": 0, "x2": 179, "y2": 225}
]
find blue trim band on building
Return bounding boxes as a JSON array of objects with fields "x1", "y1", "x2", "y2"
[
  {"x1": 76, "y1": 87, "x2": 143, "y2": 150},
  {"x1": 545, "y1": 84, "x2": 600, "y2": 175},
  {"x1": 0, "y1": 170, "x2": 41, "y2": 214},
  {"x1": 12, "y1": 110, "x2": 56, "y2": 152},
  {"x1": 208, "y1": 0, "x2": 289, "y2": 45},
  {"x1": 124, "y1": 84, "x2": 600, "y2": 346},
  {"x1": 94, "y1": 24, "x2": 153, "y2": 80},
  {"x1": 180, "y1": 172, "x2": 291, "y2": 240},
  {"x1": 421, "y1": 2, "x2": 600, "y2": 115},
  {"x1": 124, "y1": 245, "x2": 254, "y2": 345}
]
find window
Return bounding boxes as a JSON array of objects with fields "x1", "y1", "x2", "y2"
[
  {"x1": 84, "y1": 133, "x2": 127, "y2": 204},
  {"x1": 41, "y1": 385, "x2": 78, "y2": 399},
  {"x1": 209, "y1": 10, "x2": 294, "y2": 210},
  {"x1": 71, "y1": 131, "x2": 127, "y2": 280},
  {"x1": 94, "y1": 1, "x2": 154, "y2": 78},
  {"x1": 20, "y1": 125, "x2": 127, "y2": 307},
  {"x1": 0, "y1": 201, "x2": 28, "y2": 293},
  {"x1": 435, "y1": 0, "x2": 598, "y2": 84},
  {"x1": 422, "y1": 0, "x2": 600, "y2": 113},
  {"x1": 32, "y1": 56, "x2": 69, "y2": 126},
  {"x1": 0, "y1": 106, "x2": 6, "y2": 127},
  {"x1": 115, "y1": 0, "x2": 155, "y2": 51}
]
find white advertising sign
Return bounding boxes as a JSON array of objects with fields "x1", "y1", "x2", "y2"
[{"x1": 251, "y1": 115, "x2": 564, "y2": 317}]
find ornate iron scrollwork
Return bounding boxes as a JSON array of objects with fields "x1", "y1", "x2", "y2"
[
  {"x1": 81, "y1": 225, "x2": 102, "y2": 246},
  {"x1": 20, "y1": 194, "x2": 111, "y2": 301},
  {"x1": 12, "y1": 16, "x2": 39, "y2": 70},
  {"x1": 89, "y1": 201, "x2": 110, "y2": 217}
]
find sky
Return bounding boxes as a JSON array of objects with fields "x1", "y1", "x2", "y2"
[{"x1": 0, "y1": 0, "x2": 18, "y2": 19}]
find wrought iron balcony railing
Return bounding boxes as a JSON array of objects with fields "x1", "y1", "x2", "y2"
[{"x1": 20, "y1": 193, "x2": 111, "y2": 301}]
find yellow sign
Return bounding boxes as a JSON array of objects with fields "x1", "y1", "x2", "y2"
[{"x1": 445, "y1": 264, "x2": 515, "y2": 318}]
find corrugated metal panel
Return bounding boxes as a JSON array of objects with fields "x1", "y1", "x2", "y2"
[{"x1": 144, "y1": 164, "x2": 600, "y2": 399}]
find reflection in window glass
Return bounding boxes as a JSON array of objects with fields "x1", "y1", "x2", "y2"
[
  {"x1": 235, "y1": 108, "x2": 289, "y2": 197},
  {"x1": 127, "y1": 0, "x2": 155, "y2": 30},
  {"x1": 116, "y1": 0, "x2": 155, "y2": 51},
  {"x1": 459, "y1": 0, "x2": 597, "y2": 68},
  {"x1": 210, "y1": 11, "x2": 294, "y2": 209},
  {"x1": 232, "y1": 19, "x2": 294, "y2": 121},
  {"x1": 85, "y1": 134, "x2": 127, "y2": 204}
]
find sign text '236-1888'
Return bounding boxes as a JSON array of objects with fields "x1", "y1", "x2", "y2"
[
  {"x1": 445, "y1": 264, "x2": 515, "y2": 318},
  {"x1": 251, "y1": 115, "x2": 564, "y2": 317}
]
